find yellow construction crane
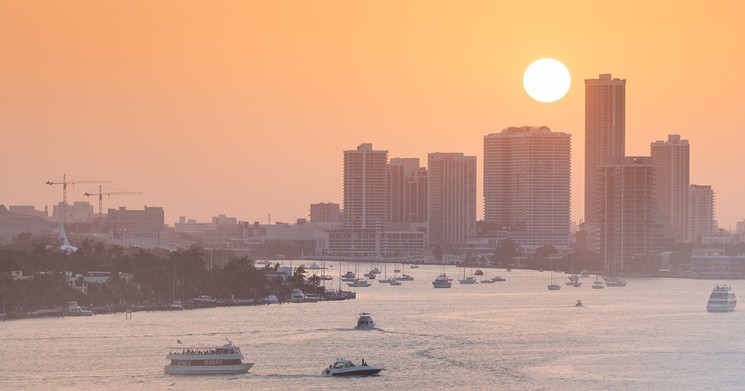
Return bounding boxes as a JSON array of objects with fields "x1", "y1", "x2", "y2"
[
  {"x1": 46, "y1": 174, "x2": 111, "y2": 224},
  {"x1": 84, "y1": 185, "x2": 142, "y2": 226}
]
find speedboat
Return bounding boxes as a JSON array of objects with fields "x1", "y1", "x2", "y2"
[
  {"x1": 66, "y1": 301, "x2": 93, "y2": 316},
  {"x1": 432, "y1": 274, "x2": 452, "y2": 288},
  {"x1": 707, "y1": 284, "x2": 737, "y2": 312},
  {"x1": 321, "y1": 358, "x2": 383, "y2": 377},
  {"x1": 355, "y1": 312, "x2": 375, "y2": 330},
  {"x1": 164, "y1": 341, "x2": 254, "y2": 375}
]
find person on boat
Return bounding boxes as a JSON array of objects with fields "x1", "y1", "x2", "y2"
[{"x1": 361, "y1": 358, "x2": 366, "y2": 366}]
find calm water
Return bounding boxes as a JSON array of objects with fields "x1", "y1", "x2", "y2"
[{"x1": 2, "y1": 264, "x2": 743, "y2": 390}]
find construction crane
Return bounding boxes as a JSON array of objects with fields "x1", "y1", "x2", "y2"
[
  {"x1": 46, "y1": 174, "x2": 111, "y2": 224},
  {"x1": 84, "y1": 185, "x2": 142, "y2": 226}
]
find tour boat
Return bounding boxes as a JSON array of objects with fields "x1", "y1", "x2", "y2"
[
  {"x1": 707, "y1": 284, "x2": 737, "y2": 312},
  {"x1": 164, "y1": 341, "x2": 254, "y2": 375},
  {"x1": 321, "y1": 358, "x2": 383, "y2": 377},
  {"x1": 432, "y1": 274, "x2": 452, "y2": 288},
  {"x1": 355, "y1": 312, "x2": 375, "y2": 330},
  {"x1": 66, "y1": 301, "x2": 93, "y2": 316}
]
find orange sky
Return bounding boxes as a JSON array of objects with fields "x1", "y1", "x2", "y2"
[{"x1": 2, "y1": 1, "x2": 745, "y2": 228}]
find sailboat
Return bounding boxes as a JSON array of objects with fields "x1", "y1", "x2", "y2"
[
  {"x1": 480, "y1": 266, "x2": 496, "y2": 283},
  {"x1": 547, "y1": 270, "x2": 561, "y2": 290},
  {"x1": 458, "y1": 264, "x2": 478, "y2": 284},
  {"x1": 592, "y1": 274, "x2": 605, "y2": 289}
]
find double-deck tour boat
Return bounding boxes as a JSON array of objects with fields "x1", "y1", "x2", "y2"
[
  {"x1": 164, "y1": 341, "x2": 254, "y2": 375},
  {"x1": 707, "y1": 284, "x2": 737, "y2": 312}
]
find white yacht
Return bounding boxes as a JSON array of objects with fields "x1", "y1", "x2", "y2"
[
  {"x1": 164, "y1": 341, "x2": 254, "y2": 375},
  {"x1": 432, "y1": 274, "x2": 452, "y2": 288},
  {"x1": 321, "y1": 358, "x2": 383, "y2": 377},
  {"x1": 66, "y1": 301, "x2": 93, "y2": 316},
  {"x1": 289, "y1": 288, "x2": 306, "y2": 302},
  {"x1": 707, "y1": 284, "x2": 737, "y2": 312},
  {"x1": 355, "y1": 312, "x2": 375, "y2": 330}
]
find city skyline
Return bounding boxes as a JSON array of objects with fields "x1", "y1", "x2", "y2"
[{"x1": 3, "y1": 1, "x2": 745, "y2": 228}]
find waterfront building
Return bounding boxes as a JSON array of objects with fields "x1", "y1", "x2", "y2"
[
  {"x1": 585, "y1": 74, "x2": 626, "y2": 228},
  {"x1": 689, "y1": 184, "x2": 717, "y2": 242},
  {"x1": 690, "y1": 255, "x2": 745, "y2": 279},
  {"x1": 483, "y1": 126, "x2": 571, "y2": 251},
  {"x1": 596, "y1": 157, "x2": 659, "y2": 271},
  {"x1": 651, "y1": 134, "x2": 690, "y2": 241},
  {"x1": 389, "y1": 158, "x2": 428, "y2": 224},
  {"x1": 427, "y1": 152, "x2": 477, "y2": 246},
  {"x1": 310, "y1": 202, "x2": 342, "y2": 223},
  {"x1": 343, "y1": 143, "x2": 389, "y2": 230}
]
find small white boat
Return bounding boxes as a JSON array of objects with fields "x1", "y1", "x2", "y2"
[
  {"x1": 169, "y1": 300, "x2": 183, "y2": 310},
  {"x1": 164, "y1": 341, "x2": 254, "y2": 375},
  {"x1": 347, "y1": 279, "x2": 372, "y2": 287},
  {"x1": 707, "y1": 284, "x2": 737, "y2": 312},
  {"x1": 321, "y1": 358, "x2": 383, "y2": 377},
  {"x1": 66, "y1": 301, "x2": 93, "y2": 316},
  {"x1": 264, "y1": 294, "x2": 279, "y2": 304},
  {"x1": 370, "y1": 267, "x2": 381, "y2": 275},
  {"x1": 355, "y1": 312, "x2": 375, "y2": 330},
  {"x1": 394, "y1": 274, "x2": 414, "y2": 281},
  {"x1": 289, "y1": 288, "x2": 307, "y2": 302},
  {"x1": 432, "y1": 274, "x2": 452, "y2": 288}
]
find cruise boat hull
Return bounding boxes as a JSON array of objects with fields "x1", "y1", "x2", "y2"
[
  {"x1": 706, "y1": 303, "x2": 736, "y2": 312},
  {"x1": 164, "y1": 363, "x2": 254, "y2": 375}
]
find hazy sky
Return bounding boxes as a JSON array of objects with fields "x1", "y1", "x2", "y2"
[{"x1": 2, "y1": 1, "x2": 744, "y2": 228}]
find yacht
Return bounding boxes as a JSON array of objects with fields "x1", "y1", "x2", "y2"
[
  {"x1": 290, "y1": 288, "x2": 319, "y2": 303},
  {"x1": 347, "y1": 279, "x2": 372, "y2": 288},
  {"x1": 432, "y1": 274, "x2": 452, "y2": 288},
  {"x1": 707, "y1": 284, "x2": 737, "y2": 312},
  {"x1": 66, "y1": 301, "x2": 93, "y2": 316},
  {"x1": 164, "y1": 341, "x2": 254, "y2": 375},
  {"x1": 355, "y1": 312, "x2": 375, "y2": 330},
  {"x1": 321, "y1": 358, "x2": 383, "y2": 377}
]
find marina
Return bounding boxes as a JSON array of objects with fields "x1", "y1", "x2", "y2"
[{"x1": 1, "y1": 265, "x2": 743, "y2": 390}]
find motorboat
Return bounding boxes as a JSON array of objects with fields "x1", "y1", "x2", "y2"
[
  {"x1": 321, "y1": 358, "x2": 383, "y2": 377},
  {"x1": 363, "y1": 272, "x2": 377, "y2": 279},
  {"x1": 347, "y1": 279, "x2": 372, "y2": 287},
  {"x1": 370, "y1": 267, "x2": 382, "y2": 275},
  {"x1": 490, "y1": 276, "x2": 506, "y2": 282},
  {"x1": 575, "y1": 299, "x2": 583, "y2": 307},
  {"x1": 432, "y1": 274, "x2": 452, "y2": 288},
  {"x1": 66, "y1": 301, "x2": 93, "y2": 316},
  {"x1": 264, "y1": 294, "x2": 279, "y2": 304},
  {"x1": 547, "y1": 283, "x2": 561, "y2": 290},
  {"x1": 580, "y1": 270, "x2": 591, "y2": 278},
  {"x1": 394, "y1": 274, "x2": 414, "y2": 281},
  {"x1": 289, "y1": 288, "x2": 319, "y2": 303},
  {"x1": 410, "y1": 264, "x2": 420, "y2": 269},
  {"x1": 605, "y1": 277, "x2": 627, "y2": 287},
  {"x1": 169, "y1": 300, "x2": 184, "y2": 310},
  {"x1": 355, "y1": 312, "x2": 375, "y2": 330},
  {"x1": 341, "y1": 271, "x2": 356, "y2": 281},
  {"x1": 474, "y1": 269, "x2": 484, "y2": 276},
  {"x1": 592, "y1": 281, "x2": 605, "y2": 289},
  {"x1": 388, "y1": 279, "x2": 402, "y2": 286},
  {"x1": 164, "y1": 340, "x2": 254, "y2": 375},
  {"x1": 318, "y1": 274, "x2": 333, "y2": 280},
  {"x1": 707, "y1": 284, "x2": 737, "y2": 312}
]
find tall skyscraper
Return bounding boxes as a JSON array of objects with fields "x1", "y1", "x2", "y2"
[
  {"x1": 689, "y1": 184, "x2": 717, "y2": 242},
  {"x1": 585, "y1": 74, "x2": 626, "y2": 227},
  {"x1": 597, "y1": 157, "x2": 658, "y2": 271},
  {"x1": 427, "y1": 152, "x2": 477, "y2": 245},
  {"x1": 389, "y1": 158, "x2": 428, "y2": 224},
  {"x1": 483, "y1": 126, "x2": 571, "y2": 250},
  {"x1": 651, "y1": 134, "x2": 690, "y2": 241},
  {"x1": 343, "y1": 143, "x2": 389, "y2": 230}
]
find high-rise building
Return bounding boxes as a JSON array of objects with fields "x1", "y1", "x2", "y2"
[
  {"x1": 651, "y1": 134, "x2": 690, "y2": 241},
  {"x1": 389, "y1": 158, "x2": 427, "y2": 224},
  {"x1": 483, "y1": 126, "x2": 571, "y2": 250},
  {"x1": 343, "y1": 143, "x2": 390, "y2": 230},
  {"x1": 427, "y1": 152, "x2": 477, "y2": 245},
  {"x1": 310, "y1": 202, "x2": 342, "y2": 223},
  {"x1": 689, "y1": 185, "x2": 716, "y2": 242},
  {"x1": 597, "y1": 157, "x2": 658, "y2": 271},
  {"x1": 585, "y1": 74, "x2": 626, "y2": 227}
]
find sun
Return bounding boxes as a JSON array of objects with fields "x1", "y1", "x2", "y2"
[{"x1": 523, "y1": 58, "x2": 571, "y2": 103}]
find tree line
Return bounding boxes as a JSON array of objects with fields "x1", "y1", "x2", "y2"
[{"x1": 0, "y1": 233, "x2": 322, "y2": 313}]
